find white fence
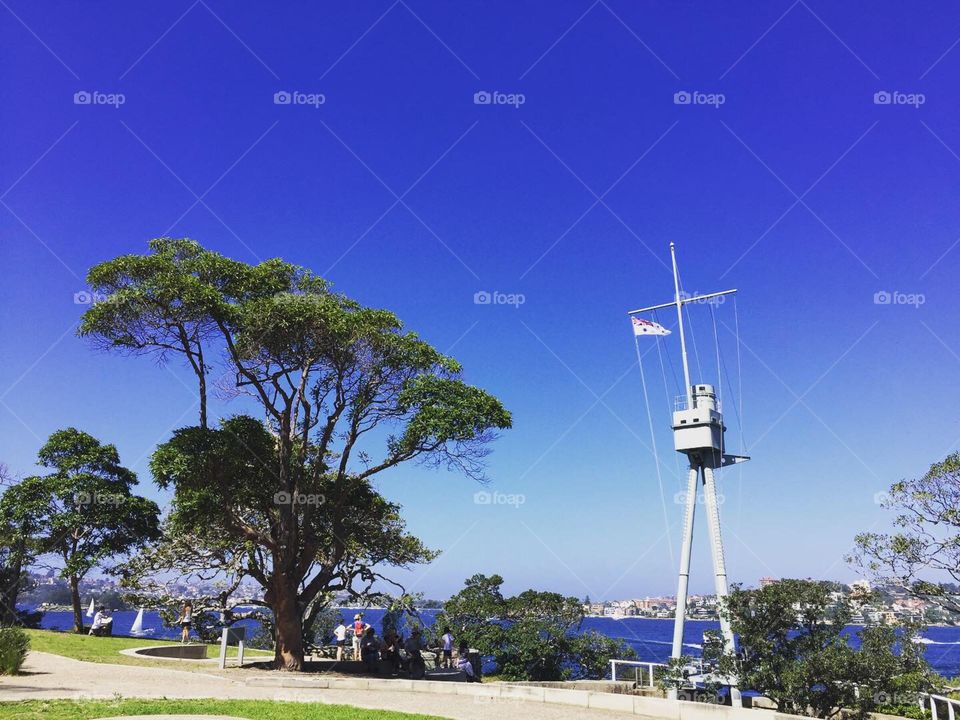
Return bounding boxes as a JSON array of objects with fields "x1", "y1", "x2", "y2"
[
  {"x1": 609, "y1": 659, "x2": 667, "y2": 687},
  {"x1": 922, "y1": 693, "x2": 960, "y2": 720}
]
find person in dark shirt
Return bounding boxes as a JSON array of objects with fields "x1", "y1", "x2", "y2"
[{"x1": 360, "y1": 627, "x2": 380, "y2": 673}]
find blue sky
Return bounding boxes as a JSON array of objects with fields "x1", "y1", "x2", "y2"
[{"x1": 2, "y1": 1, "x2": 960, "y2": 600}]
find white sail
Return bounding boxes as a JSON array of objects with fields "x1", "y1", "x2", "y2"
[
  {"x1": 86, "y1": 598, "x2": 95, "y2": 617},
  {"x1": 130, "y1": 608, "x2": 144, "y2": 635}
]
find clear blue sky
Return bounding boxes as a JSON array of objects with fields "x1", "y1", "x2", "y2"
[{"x1": 2, "y1": 1, "x2": 960, "y2": 601}]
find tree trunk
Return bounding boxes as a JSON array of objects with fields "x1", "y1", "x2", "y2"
[
  {"x1": 198, "y1": 365, "x2": 207, "y2": 429},
  {"x1": 70, "y1": 574, "x2": 83, "y2": 633},
  {"x1": 272, "y1": 581, "x2": 304, "y2": 671}
]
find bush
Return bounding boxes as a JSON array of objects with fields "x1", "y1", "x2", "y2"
[
  {"x1": 0, "y1": 625, "x2": 29, "y2": 674},
  {"x1": 437, "y1": 574, "x2": 635, "y2": 682}
]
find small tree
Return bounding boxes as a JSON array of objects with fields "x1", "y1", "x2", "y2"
[
  {"x1": 437, "y1": 574, "x2": 634, "y2": 681},
  {"x1": 716, "y1": 580, "x2": 933, "y2": 718},
  {"x1": 851, "y1": 453, "x2": 960, "y2": 616},
  {"x1": 14, "y1": 429, "x2": 160, "y2": 632},
  {"x1": 0, "y1": 468, "x2": 45, "y2": 626}
]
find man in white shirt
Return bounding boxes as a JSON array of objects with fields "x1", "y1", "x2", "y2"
[
  {"x1": 89, "y1": 606, "x2": 112, "y2": 636},
  {"x1": 334, "y1": 621, "x2": 347, "y2": 661}
]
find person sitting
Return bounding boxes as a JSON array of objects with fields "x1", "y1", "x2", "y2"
[
  {"x1": 381, "y1": 630, "x2": 402, "y2": 672},
  {"x1": 456, "y1": 643, "x2": 477, "y2": 682},
  {"x1": 89, "y1": 606, "x2": 113, "y2": 636},
  {"x1": 360, "y1": 627, "x2": 380, "y2": 673},
  {"x1": 403, "y1": 627, "x2": 426, "y2": 679}
]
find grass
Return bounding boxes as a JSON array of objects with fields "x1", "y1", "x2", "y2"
[
  {"x1": 23, "y1": 629, "x2": 272, "y2": 668},
  {"x1": 0, "y1": 699, "x2": 444, "y2": 720}
]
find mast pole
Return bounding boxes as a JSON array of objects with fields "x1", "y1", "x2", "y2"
[{"x1": 671, "y1": 242, "x2": 693, "y2": 409}]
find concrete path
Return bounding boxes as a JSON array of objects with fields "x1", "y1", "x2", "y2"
[{"x1": 0, "y1": 652, "x2": 641, "y2": 720}]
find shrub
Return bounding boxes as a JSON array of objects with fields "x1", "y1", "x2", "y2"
[{"x1": 0, "y1": 625, "x2": 29, "y2": 674}]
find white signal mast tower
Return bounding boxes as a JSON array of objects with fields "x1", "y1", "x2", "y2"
[{"x1": 628, "y1": 243, "x2": 747, "y2": 706}]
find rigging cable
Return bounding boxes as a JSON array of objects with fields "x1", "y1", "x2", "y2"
[
  {"x1": 709, "y1": 300, "x2": 724, "y2": 461},
  {"x1": 634, "y1": 330, "x2": 675, "y2": 566},
  {"x1": 734, "y1": 295, "x2": 746, "y2": 527},
  {"x1": 652, "y1": 311, "x2": 684, "y2": 482}
]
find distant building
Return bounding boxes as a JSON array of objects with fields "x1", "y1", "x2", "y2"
[{"x1": 759, "y1": 576, "x2": 777, "y2": 588}]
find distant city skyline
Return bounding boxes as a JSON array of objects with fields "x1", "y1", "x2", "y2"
[{"x1": 3, "y1": 1, "x2": 960, "y2": 599}]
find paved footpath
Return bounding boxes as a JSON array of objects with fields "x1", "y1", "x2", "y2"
[{"x1": 0, "y1": 652, "x2": 640, "y2": 720}]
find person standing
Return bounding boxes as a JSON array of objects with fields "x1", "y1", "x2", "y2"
[
  {"x1": 334, "y1": 620, "x2": 348, "y2": 661},
  {"x1": 352, "y1": 613, "x2": 365, "y2": 660},
  {"x1": 178, "y1": 601, "x2": 193, "y2": 643},
  {"x1": 441, "y1": 626, "x2": 455, "y2": 669}
]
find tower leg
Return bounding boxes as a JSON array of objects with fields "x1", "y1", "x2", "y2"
[
  {"x1": 669, "y1": 463, "x2": 700, "y2": 699},
  {"x1": 702, "y1": 464, "x2": 742, "y2": 707}
]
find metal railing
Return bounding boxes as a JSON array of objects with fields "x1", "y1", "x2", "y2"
[
  {"x1": 674, "y1": 395, "x2": 722, "y2": 413},
  {"x1": 921, "y1": 693, "x2": 960, "y2": 720},
  {"x1": 609, "y1": 659, "x2": 668, "y2": 687}
]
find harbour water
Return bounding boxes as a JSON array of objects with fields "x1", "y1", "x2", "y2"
[{"x1": 34, "y1": 608, "x2": 960, "y2": 677}]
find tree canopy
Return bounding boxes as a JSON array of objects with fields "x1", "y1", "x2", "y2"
[
  {"x1": 435, "y1": 574, "x2": 634, "y2": 681},
  {"x1": 80, "y1": 238, "x2": 511, "y2": 669},
  {"x1": 9, "y1": 428, "x2": 160, "y2": 632},
  {"x1": 851, "y1": 453, "x2": 960, "y2": 616},
  {"x1": 710, "y1": 580, "x2": 932, "y2": 719}
]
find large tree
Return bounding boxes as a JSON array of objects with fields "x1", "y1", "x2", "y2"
[
  {"x1": 80, "y1": 238, "x2": 511, "y2": 670},
  {"x1": 851, "y1": 453, "x2": 960, "y2": 616},
  {"x1": 14, "y1": 429, "x2": 160, "y2": 632}
]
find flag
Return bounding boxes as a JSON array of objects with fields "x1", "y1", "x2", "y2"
[{"x1": 632, "y1": 317, "x2": 671, "y2": 336}]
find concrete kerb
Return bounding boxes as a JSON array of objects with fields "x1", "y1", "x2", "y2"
[
  {"x1": 119, "y1": 646, "x2": 212, "y2": 663},
  {"x1": 242, "y1": 673, "x2": 790, "y2": 720}
]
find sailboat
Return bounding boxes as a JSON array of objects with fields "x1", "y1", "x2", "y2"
[
  {"x1": 129, "y1": 608, "x2": 152, "y2": 636},
  {"x1": 86, "y1": 598, "x2": 95, "y2": 617}
]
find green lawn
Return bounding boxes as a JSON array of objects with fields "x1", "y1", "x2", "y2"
[
  {"x1": 23, "y1": 629, "x2": 272, "y2": 668},
  {"x1": 0, "y1": 699, "x2": 443, "y2": 720}
]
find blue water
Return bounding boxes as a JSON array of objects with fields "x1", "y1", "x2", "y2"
[{"x1": 34, "y1": 609, "x2": 960, "y2": 677}]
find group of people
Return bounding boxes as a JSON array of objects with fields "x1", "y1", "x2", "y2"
[
  {"x1": 88, "y1": 601, "x2": 193, "y2": 641},
  {"x1": 332, "y1": 616, "x2": 476, "y2": 680}
]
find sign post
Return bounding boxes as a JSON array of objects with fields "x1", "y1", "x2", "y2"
[{"x1": 218, "y1": 626, "x2": 246, "y2": 669}]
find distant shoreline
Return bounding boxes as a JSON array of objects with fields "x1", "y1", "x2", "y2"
[{"x1": 584, "y1": 613, "x2": 960, "y2": 628}]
